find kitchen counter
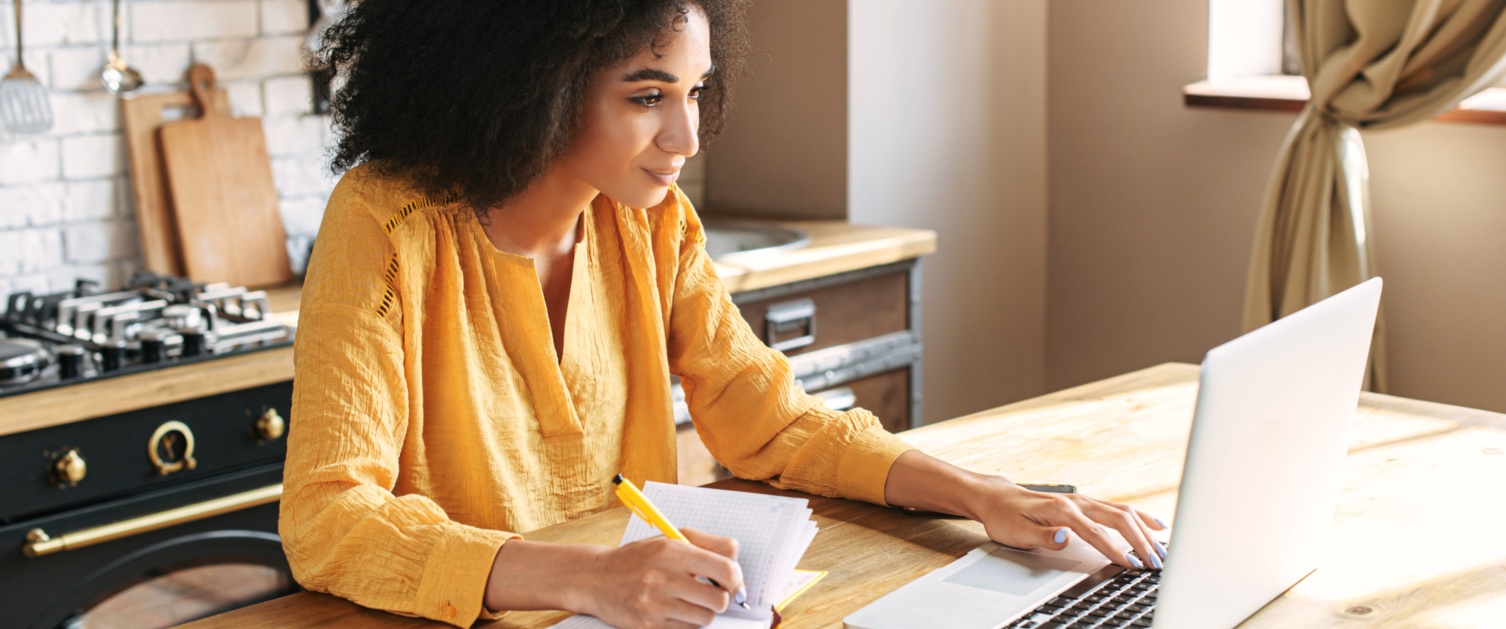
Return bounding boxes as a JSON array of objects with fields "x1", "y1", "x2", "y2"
[{"x1": 0, "y1": 220, "x2": 936, "y2": 436}]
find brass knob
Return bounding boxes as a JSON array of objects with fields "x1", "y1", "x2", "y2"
[
  {"x1": 54, "y1": 449, "x2": 87, "y2": 486},
  {"x1": 256, "y1": 408, "x2": 285, "y2": 441}
]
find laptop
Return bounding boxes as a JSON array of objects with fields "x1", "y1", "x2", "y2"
[{"x1": 845, "y1": 277, "x2": 1383, "y2": 629}]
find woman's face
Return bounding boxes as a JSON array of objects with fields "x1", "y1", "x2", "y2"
[{"x1": 556, "y1": 7, "x2": 713, "y2": 210}]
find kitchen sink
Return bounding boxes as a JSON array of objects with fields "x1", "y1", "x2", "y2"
[{"x1": 701, "y1": 219, "x2": 810, "y2": 261}]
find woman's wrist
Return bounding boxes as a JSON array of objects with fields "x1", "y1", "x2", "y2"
[
  {"x1": 955, "y1": 473, "x2": 1017, "y2": 521},
  {"x1": 484, "y1": 540, "x2": 609, "y2": 614},
  {"x1": 884, "y1": 450, "x2": 1015, "y2": 520}
]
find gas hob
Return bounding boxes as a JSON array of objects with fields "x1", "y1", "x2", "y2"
[{"x1": 0, "y1": 272, "x2": 295, "y2": 397}]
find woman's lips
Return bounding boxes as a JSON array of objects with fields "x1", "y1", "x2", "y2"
[{"x1": 643, "y1": 168, "x2": 680, "y2": 186}]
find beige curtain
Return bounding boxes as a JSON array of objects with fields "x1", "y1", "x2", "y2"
[{"x1": 1244, "y1": 0, "x2": 1506, "y2": 391}]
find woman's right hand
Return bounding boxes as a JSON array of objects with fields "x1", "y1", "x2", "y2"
[{"x1": 578, "y1": 528, "x2": 745, "y2": 629}]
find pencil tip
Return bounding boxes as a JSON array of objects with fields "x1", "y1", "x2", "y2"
[
  {"x1": 738, "y1": 601, "x2": 751, "y2": 610},
  {"x1": 612, "y1": 474, "x2": 624, "y2": 484}
]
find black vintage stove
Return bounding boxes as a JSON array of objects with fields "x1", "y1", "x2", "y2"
[{"x1": 1, "y1": 273, "x2": 301, "y2": 628}]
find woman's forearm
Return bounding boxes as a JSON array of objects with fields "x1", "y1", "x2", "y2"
[
  {"x1": 483, "y1": 540, "x2": 605, "y2": 613},
  {"x1": 882, "y1": 449, "x2": 1010, "y2": 520}
]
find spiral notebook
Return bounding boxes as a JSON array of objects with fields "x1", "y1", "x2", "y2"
[{"x1": 551, "y1": 482, "x2": 824, "y2": 628}]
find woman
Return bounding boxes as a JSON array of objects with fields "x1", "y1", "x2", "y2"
[{"x1": 282, "y1": 1, "x2": 1167, "y2": 627}]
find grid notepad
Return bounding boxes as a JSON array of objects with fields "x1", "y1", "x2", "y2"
[{"x1": 550, "y1": 482, "x2": 820, "y2": 629}]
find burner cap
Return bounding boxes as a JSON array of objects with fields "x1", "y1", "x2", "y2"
[{"x1": 0, "y1": 339, "x2": 48, "y2": 385}]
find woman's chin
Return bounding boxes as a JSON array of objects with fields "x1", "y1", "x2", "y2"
[{"x1": 607, "y1": 186, "x2": 674, "y2": 210}]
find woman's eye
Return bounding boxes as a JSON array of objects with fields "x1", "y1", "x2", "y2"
[{"x1": 631, "y1": 84, "x2": 707, "y2": 108}]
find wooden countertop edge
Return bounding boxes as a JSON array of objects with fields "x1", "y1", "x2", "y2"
[
  {"x1": 715, "y1": 222, "x2": 937, "y2": 293},
  {"x1": 0, "y1": 221, "x2": 936, "y2": 435},
  {"x1": 0, "y1": 347, "x2": 295, "y2": 437}
]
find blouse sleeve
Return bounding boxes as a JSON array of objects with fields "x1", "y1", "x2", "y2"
[
  {"x1": 665, "y1": 200, "x2": 916, "y2": 505},
  {"x1": 279, "y1": 182, "x2": 516, "y2": 627}
]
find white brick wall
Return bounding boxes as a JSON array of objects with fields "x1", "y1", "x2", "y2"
[
  {"x1": 0, "y1": 139, "x2": 62, "y2": 185},
  {"x1": 48, "y1": 43, "x2": 195, "y2": 91},
  {"x1": 62, "y1": 178, "x2": 120, "y2": 222},
  {"x1": 262, "y1": 75, "x2": 310, "y2": 115},
  {"x1": 0, "y1": 2, "x2": 110, "y2": 47},
  {"x1": 260, "y1": 0, "x2": 310, "y2": 35},
  {"x1": 192, "y1": 35, "x2": 305, "y2": 80},
  {"x1": 0, "y1": 0, "x2": 334, "y2": 306},
  {"x1": 128, "y1": 1, "x2": 260, "y2": 43},
  {"x1": 50, "y1": 91, "x2": 121, "y2": 135},
  {"x1": 61, "y1": 133, "x2": 125, "y2": 179},
  {"x1": 64, "y1": 219, "x2": 139, "y2": 263}
]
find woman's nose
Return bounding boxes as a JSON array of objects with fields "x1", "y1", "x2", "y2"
[{"x1": 657, "y1": 102, "x2": 700, "y2": 157}]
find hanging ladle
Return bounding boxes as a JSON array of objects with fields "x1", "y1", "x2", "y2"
[{"x1": 100, "y1": 0, "x2": 143, "y2": 93}]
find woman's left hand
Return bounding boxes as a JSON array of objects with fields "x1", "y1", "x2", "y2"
[
  {"x1": 970, "y1": 479, "x2": 1166, "y2": 570},
  {"x1": 884, "y1": 450, "x2": 1167, "y2": 571}
]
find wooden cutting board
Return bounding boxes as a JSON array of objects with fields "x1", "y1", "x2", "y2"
[
  {"x1": 158, "y1": 64, "x2": 292, "y2": 288},
  {"x1": 121, "y1": 85, "x2": 232, "y2": 276}
]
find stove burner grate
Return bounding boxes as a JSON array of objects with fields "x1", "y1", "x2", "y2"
[{"x1": 0, "y1": 272, "x2": 294, "y2": 396}]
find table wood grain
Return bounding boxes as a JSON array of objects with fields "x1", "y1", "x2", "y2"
[{"x1": 179, "y1": 363, "x2": 1506, "y2": 628}]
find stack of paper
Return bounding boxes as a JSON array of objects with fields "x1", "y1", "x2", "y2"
[{"x1": 552, "y1": 482, "x2": 823, "y2": 628}]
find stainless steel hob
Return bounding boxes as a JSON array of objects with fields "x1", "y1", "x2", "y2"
[{"x1": 0, "y1": 272, "x2": 295, "y2": 397}]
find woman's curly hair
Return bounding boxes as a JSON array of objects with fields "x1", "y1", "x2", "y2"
[{"x1": 317, "y1": 0, "x2": 749, "y2": 222}]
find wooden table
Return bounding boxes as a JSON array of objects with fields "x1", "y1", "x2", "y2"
[{"x1": 182, "y1": 363, "x2": 1506, "y2": 628}]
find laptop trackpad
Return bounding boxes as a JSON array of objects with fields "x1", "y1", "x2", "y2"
[
  {"x1": 843, "y1": 541, "x2": 1111, "y2": 629},
  {"x1": 942, "y1": 547, "x2": 1083, "y2": 596}
]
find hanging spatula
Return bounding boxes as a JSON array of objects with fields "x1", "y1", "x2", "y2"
[{"x1": 1, "y1": 0, "x2": 52, "y2": 134}]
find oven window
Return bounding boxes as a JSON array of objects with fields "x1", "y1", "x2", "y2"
[{"x1": 76, "y1": 563, "x2": 289, "y2": 628}]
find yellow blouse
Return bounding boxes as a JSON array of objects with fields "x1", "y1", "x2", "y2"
[{"x1": 279, "y1": 164, "x2": 914, "y2": 626}]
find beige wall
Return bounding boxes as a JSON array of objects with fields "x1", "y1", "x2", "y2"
[
  {"x1": 705, "y1": 0, "x2": 848, "y2": 219},
  {"x1": 1046, "y1": 0, "x2": 1506, "y2": 413},
  {"x1": 707, "y1": 1, "x2": 1050, "y2": 424},
  {"x1": 850, "y1": 0, "x2": 1050, "y2": 423}
]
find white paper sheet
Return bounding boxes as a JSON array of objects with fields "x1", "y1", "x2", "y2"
[{"x1": 550, "y1": 482, "x2": 819, "y2": 629}]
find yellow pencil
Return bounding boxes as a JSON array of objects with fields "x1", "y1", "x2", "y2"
[{"x1": 613, "y1": 474, "x2": 750, "y2": 610}]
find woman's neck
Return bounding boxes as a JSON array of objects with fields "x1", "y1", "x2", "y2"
[{"x1": 482, "y1": 170, "x2": 596, "y2": 258}]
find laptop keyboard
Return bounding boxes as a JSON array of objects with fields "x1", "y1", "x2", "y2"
[{"x1": 1005, "y1": 568, "x2": 1161, "y2": 629}]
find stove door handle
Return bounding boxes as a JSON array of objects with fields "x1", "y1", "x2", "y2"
[{"x1": 22, "y1": 484, "x2": 283, "y2": 558}]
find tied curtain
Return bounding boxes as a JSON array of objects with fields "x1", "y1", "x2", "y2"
[{"x1": 1243, "y1": 0, "x2": 1506, "y2": 391}]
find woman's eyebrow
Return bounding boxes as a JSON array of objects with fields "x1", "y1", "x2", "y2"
[{"x1": 620, "y1": 65, "x2": 716, "y2": 83}]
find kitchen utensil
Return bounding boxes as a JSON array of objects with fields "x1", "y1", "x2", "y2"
[
  {"x1": 121, "y1": 86, "x2": 233, "y2": 275},
  {"x1": 1, "y1": 0, "x2": 53, "y2": 134},
  {"x1": 158, "y1": 64, "x2": 292, "y2": 288},
  {"x1": 100, "y1": 0, "x2": 143, "y2": 94}
]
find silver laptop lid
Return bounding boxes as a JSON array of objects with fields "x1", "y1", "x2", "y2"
[{"x1": 1153, "y1": 278, "x2": 1382, "y2": 629}]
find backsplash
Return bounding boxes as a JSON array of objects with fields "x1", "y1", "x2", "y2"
[
  {"x1": 0, "y1": 0, "x2": 340, "y2": 307},
  {"x1": 0, "y1": 0, "x2": 707, "y2": 311}
]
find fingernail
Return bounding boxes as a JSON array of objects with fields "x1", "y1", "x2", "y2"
[
  {"x1": 1154, "y1": 517, "x2": 1168, "y2": 528},
  {"x1": 735, "y1": 587, "x2": 749, "y2": 610},
  {"x1": 1155, "y1": 541, "x2": 1167, "y2": 560},
  {"x1": 1053, "y1": 528, "x2": 1068, "y2": 544},
  {"x1": 1125, "y1": 552, "x2": 1144, "y2": 569},
  {"x1": 1148, "y1": 552, "x2": 1163, "y2": 570}
]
